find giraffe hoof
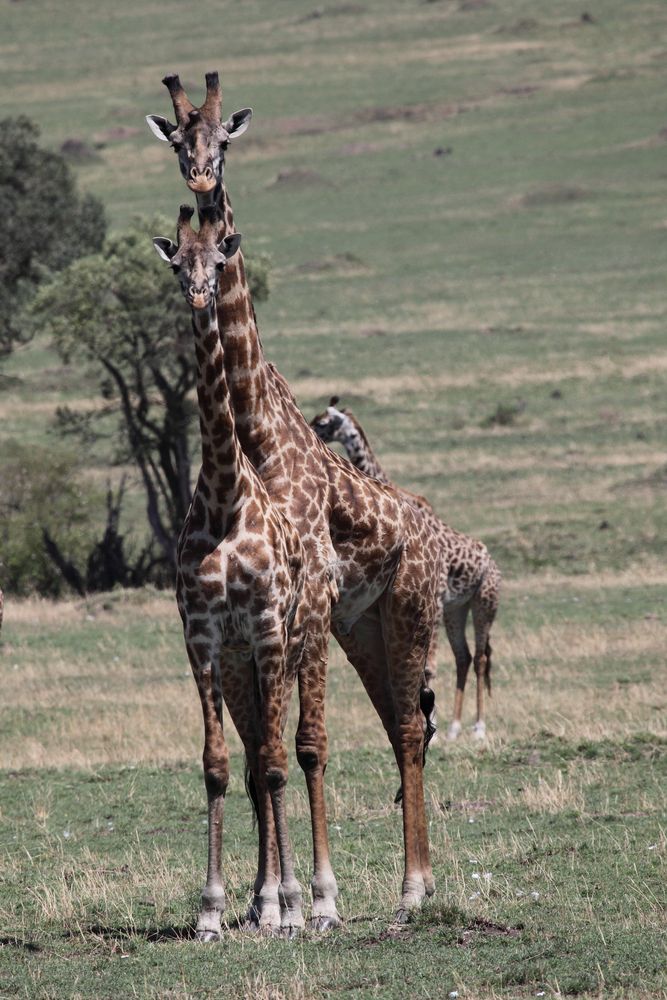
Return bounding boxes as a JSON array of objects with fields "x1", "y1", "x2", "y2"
[
  {"x1": 393, "y1": 907, "x2": 414, "y2": 925},
  {"x1": 195, "y1": 928, "x2": 221, "y2": 943},
  {"x1": 472, "y1": 722, "x2": 486, "y2": 740},
  {"x1": 447, "y1": 721, "x2": 462, "y2": 741},
  {"x1": 307, "y1": 915, "x2": 341, "y2": 932},
  {"x1": 258, "y1": 923, "x2": 283, "y2": 938},
  {"x1": 281, "y1": 924, "x2": 303, "y2": 940}
]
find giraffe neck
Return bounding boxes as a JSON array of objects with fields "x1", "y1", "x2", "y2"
[
  {"x1": 336, "y1": 413, "x2": 390, "y2": 484},
  {"x1": 196, "y1": 185, "x2": 279, "y2": 475},
  {"x1": 190, "y1": 302, "x2": 253, "y2": 520}
]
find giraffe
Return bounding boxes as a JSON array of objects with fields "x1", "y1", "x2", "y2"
[
  {"x1": 153, "y1": 205, "x2": 310, "y2": 939},
  {"x1": 310, "y1": 397, "x2": 501, "y2": 741},
  {"x1": 147, "y1": 72, "x2": 443, "y2": 926}
]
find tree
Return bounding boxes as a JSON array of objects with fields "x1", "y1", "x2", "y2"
[
  {"x1": 26, "y1": 216, "x2": 271, "y2": 584},
  {"x1": 0, "y1": 116, "x2": 106, "y2": 355},
  {"x1": 0, "y1": 441, "x2": 103, "y2": 597}
]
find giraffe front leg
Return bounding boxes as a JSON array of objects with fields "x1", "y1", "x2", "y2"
[
  {"x1": 192, "y1": 662, "x2": 229, "y2": 942},
  {"x1": 260, "y1": 745, "x2": 305, "y2": 936},
  {"x1": 295, "y1": 633, "x2": 341, "y2": 931},
  {"x1": 221, "y1": 683, "x2": 283, "y2": 936},
  {"x1": 242, "y1": 759, "x2": 282, "y2": 934}
]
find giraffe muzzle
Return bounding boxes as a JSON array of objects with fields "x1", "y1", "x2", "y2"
[
  {"x1": 188, "y1": 288, "x2": 210, "y2": 309},
  {"x1": 187, "y1": 166, "x2": 216, "y2": 193}
]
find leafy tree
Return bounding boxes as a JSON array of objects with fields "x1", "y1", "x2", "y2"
[
  {"x1": 0, "y1": 441, "x2": 102, "y2": 597},
  {"x1": 0, "y1": 116, "x2": 106, "y2": 354},
  {"x1": 26, "y1": 216, "x2": 271, "y2": 584}
]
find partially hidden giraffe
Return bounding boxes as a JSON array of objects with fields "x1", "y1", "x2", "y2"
[
  {"x1": 311, "y1": 397, "x2": 501, "y2": 742},
  {"x1": 153, "y1": 206, "x2": 310, "y2": 938},
  {"x1": 147, "y1": 72, "x2": 443, "y2": 927}
]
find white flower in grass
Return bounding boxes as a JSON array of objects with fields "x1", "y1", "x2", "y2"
[{"x1": 531, "y1": 891, "x2": 540, "y2": 900}]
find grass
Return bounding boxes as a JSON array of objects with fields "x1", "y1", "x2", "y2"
[
  {"x1": 1, "y1": 580, "x2": 665, "y2": 998},
  {"x1": 2, "y1": 0, "x2": 667, "y2": 995}
]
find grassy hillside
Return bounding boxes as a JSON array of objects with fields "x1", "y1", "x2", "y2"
[
  {"x1": 1, "y1": 0, "x2": 666, "y2": 996},
  {"x1": 3, "y1": 0, "x2": 667, "y2": 574}
]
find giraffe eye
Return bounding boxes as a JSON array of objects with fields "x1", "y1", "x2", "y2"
[{"x1": 170, "y1": 264, "x2": 181, "y2": 274}]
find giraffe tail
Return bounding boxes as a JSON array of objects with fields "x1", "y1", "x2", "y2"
[
  {"x1": 393, "y1": 682, "x2": 437, "y2": 805},
  {"x1": 484, "y1": 641, "x2": 493, "y2": 696},
  {"x1": 244, "y1": 757, "x2": 260, "y2": 831},
  {"x1": 420, "y1": 683, "x2": 437, "y2": 761}
]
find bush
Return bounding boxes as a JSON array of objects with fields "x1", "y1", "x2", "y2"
[{"x1": 0, "y1": 441, "x2": 102, "y2": 597}]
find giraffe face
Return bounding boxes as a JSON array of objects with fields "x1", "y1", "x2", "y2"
[
  {"x1": 310, "y1": 399, "x2": 347, "y2": 443},
  {"x1": 153, "y1": 207, "x2": 242, "y2": 312},
  {"x1": 146, "y1": 73, "x2": 252, "y2": 200}
]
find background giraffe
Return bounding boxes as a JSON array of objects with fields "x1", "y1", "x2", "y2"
[
  {"x1": 153, "y1": 206, "x2": 309, "y2": 939},
  {"x1": 311, "y1": 397, "x2": 501, "y2": 741},
  {"x1": 147, "y1": 72, "x2": 443, "y2": 926}
]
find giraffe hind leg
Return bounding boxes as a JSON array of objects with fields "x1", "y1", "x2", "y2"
[
  {"x1": 471, "y1": 572, "x2": 499, "y2": 739},
  {"x1": 443, "y1": 603, "x2": 472, "y2": 741},
  {"x1": 343, "y1": 580, "x2": 437, "y2": 919}
]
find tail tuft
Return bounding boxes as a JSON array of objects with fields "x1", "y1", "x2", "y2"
[{"x1": 484, "y1": 643, "x2": 492, "y2": 695}]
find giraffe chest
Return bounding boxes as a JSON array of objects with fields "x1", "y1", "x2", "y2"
[{"x1": 177, "y1": 523, "x2": 295, "y2": 657}]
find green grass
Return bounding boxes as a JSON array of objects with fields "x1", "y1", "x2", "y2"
[
  {"x1": 1, "y1": 580, "x2": 666, "y2": 998},
  {"x1": 2, "y1": 0, "x2": 667, "y2": 995},
  {"x1": 1, "y1": 739, "x2": 665, "y2": 998}
]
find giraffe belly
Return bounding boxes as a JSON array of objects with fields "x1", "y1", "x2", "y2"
[{"x1": 330, "y1": 546, "x2": 401, "y2": 632}]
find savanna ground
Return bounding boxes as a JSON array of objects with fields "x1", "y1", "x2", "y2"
[{"x1": 1, "y1": 0, "x2": 666, "y2": 996}]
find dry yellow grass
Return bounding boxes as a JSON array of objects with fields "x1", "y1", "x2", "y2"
[
  {"x1": 292, "y1": 352, "x2": 667, "y2": 403},
  {"x1": 1, "y1": 568, "x2": 665, "y2": 772}
]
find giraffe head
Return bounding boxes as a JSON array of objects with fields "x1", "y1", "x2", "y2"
[
  {"x1": 146, "y1": 72, "x2": 252, "y2": 199},
  {"x1": 153, "y1": 205, "x2": 242, "y2": 311},
  {"x1": 310, "y1": 396, "x2": 349, "y2": 444}
]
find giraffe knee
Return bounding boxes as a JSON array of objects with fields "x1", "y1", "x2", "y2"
[
  {"x1": 296, "y1": 741, "x2": 328, "y2": 774},
  {"x1": 296, "y1": 726, "x2": 327, "y2": 774},
  {"x1": 203, "y1": 747, "x2": 229, "y2": 796},
  {"x1": 260, "y1": 744, "x2": 288, "y2": 789}
]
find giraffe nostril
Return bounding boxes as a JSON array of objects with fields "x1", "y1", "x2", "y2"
[
  {"x1": 204, "y1": 167, "x2": 213, "y2": 180},
  {"x1": 189, "y1": 166, "x2": 199, "y2": 180}
]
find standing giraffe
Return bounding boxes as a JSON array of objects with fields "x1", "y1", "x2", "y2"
[
  {"x1": 311, "y1": 397, "x2": 501, "y2": 741},
  {"x1": 147, "y1": 72, "x2": 443, "y2": 927},
  {"x1": 153, "y1": 207, "x2": 309, "y2": 938}
]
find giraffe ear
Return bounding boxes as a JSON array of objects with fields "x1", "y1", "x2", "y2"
[
  {"x1": 218, "y1": 233, "x2": 242, "y2": 260},
  {"x1": 153, "y1": 237, "x2": 178, "y2": 262},
  {"x1": 329, "y1": 395, "x2": 340, "y2": 407},
  {"x1": 145, "y1": 114, "x2": 178, "y2": 142},
  {"x1": 224, "y1": 108, "x2": 252, "y2": 140}
]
